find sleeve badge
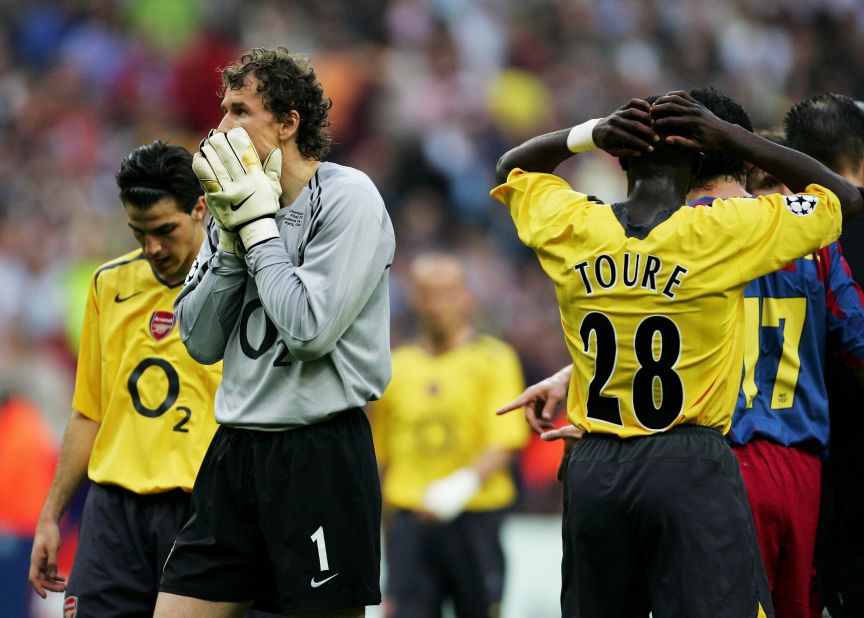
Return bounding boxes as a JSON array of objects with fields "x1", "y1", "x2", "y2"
[{"x1": 784, "y1": 194, "x2": 818, "y2": 217}]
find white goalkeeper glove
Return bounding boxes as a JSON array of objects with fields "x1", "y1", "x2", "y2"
[
  {"x1": 192, "y1": 127, "x2": 283, "y2": 251},
  {"x1": 422, "y1": 468, "x2": 481, "y2": 522},
  {"x1": 215, "y1": 224, "x2": 241, "y2": 255}
]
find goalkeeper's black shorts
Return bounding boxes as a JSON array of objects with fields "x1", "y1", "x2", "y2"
[{"x1": 160, "y1": 407, "x2": 382, "y2": 614}]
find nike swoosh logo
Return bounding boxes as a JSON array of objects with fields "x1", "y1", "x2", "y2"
[
  {"x1": 230, "y1": 193, "x2": 254, "y2": 211},
  {"x1": 114, "y1": 291, "x2": 142, "y2": 303},
  {"x1": 310, "y1": 573, "x2": 339, "y2": 588}
]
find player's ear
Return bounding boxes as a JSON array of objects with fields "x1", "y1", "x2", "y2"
[
  {"x1": 191, "y1": 196, "x2": 206, "y2": 222},
  {"x1": 278, "y1": 110, "x2": 301, "y2": 143},
  {"x1": 691, "y1": 152, "x2": 705, "y2": 177}
]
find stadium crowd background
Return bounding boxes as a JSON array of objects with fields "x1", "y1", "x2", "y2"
[{"x1": 0, "y1": 0, "x2": 863, "y2": 597}]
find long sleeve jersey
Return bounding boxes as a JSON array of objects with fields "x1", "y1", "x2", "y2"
[{"x1": 176, "y1": 162, "x2": 396, "y2": 429}]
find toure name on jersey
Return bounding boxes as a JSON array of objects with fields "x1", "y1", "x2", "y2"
[{"x1": 573, "y1": 253, "x2": 689, "y2": 299}]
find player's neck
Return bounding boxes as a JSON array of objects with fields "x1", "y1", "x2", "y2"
[
  {"x1": 420, "y1": 325, "x2": 474, "y2": 355},
  {"x1": 839, "y1": 164, "x2": 864, "y2": 187},
  {"x1": 687, "y1": 176, "x2": 748, "y2": 202},
  {"x1": 621, "y1": 175, "x2": 690, "y2": 222},
  {"x1": 279, "y1": 153, "x2": 322, "y2": 207}
]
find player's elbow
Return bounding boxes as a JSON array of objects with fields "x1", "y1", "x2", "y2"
[
  {"x1": 283, "y1": 335, "x2": 338, "y2": 362},
  {"x1": 180, "y1": 334, "x2": 224, "y2": 365},
  {"x1": 496, "y1": 154, "x2": 514, "y2": 185},
  {"x1": 841, "y1": 185, "x2": 864, "y2": 219},
  {"x1": 829, "y1": 178, "x2": 864, "y2": 220}
]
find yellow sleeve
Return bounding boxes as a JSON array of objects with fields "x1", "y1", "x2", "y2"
[
  {"x1": 490, "y1": 168, "x2": 594, "y2": 253},
  {"x1": 485, "y1": 343, "x2": 530, "y2": 450},
  {"x1": 712, "y1": 184, "x2": 842, "y2": 285},
  {"x1": 71, "y1": 274, "x2": 102, "y2": 422}
]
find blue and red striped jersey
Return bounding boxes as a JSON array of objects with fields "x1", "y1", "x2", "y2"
[
  {"x1": 689, "y1": 196, "x2": 864, "y2": 451},
  {"x1": 730, "y1": 241, "x2": 864, "y2": 451}
]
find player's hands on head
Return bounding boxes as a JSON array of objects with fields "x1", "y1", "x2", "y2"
[
  {"x1": 496, "y1": 368, "x2": 570, "y2": 434},
  {"x1": 29, "y1": 520, "x2": 66, "y2": 597},
  {"x1": 193, "y1": 127, "x2": 283, "y2": 251},
  {"x1": 650, "y1": 90, "x2": 732, "y2": 152},
  {"x1": 594, "y1": 99, "x2": 659, "y2": 158}
]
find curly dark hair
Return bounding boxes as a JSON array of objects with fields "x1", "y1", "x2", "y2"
[
  {"x1": 689, "y1": 87, "x2": 752, "y2": 190},
  {"x1": 116, "y1": 141, "x2": 202, "y2": 214},
  {"x1": 221, "y1": 48, "x2": 333, "y2": 161},
  {"x1": 785, "y1": 93, "x2": 864, "y2": 174}
]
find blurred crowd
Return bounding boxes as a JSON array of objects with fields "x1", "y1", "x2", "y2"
[{"x1": 0, "y1": 0, "x2": 862, "y2": 496}]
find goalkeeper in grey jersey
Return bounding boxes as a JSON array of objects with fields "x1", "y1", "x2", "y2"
[{"x1": 156, "y1": 48, "x2": 394, "y2": 618}]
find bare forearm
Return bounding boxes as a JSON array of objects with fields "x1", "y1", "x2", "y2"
[
  {"x1": 469, "y1": 448, "x2": 514, "y2": 482},
  {"x1": 722, "y1": 124, "x2": 863, "y2": 218},
  {"x1": 553, "y1": 364, "x2": 573, "y2": 383},
  {"x1": 39, "y1": 410, "x2": 98, "y2": 523},
  {"x1": 495, "y1": 129, "x2": 572, "y2": 184},
  {"x1": 495, "y1": 101, "x2": 659, "y2": 184}
]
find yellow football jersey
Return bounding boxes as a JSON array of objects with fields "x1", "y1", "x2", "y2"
[
  {"x1": 371, "y1": 336, "x2": 528, "y2": 511},
  {"x1": 72, "y1": 249, "x2": 221, "y2": 493},
  {"x1": 492, "y1": 169, "x2": 841, "y2": 438}
]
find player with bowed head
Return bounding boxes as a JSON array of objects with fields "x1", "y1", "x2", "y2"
[
  {"x1": 29, "y1": 141, "x2": 221, "y2": 617},
  {"x1": 491, "y1": 91, "x2": 862, "y2": 617}
]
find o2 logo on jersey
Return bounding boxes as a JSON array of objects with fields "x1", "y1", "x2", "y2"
[
  {"x1": 150, "y1": 311, "x2": 175, "y2": 340},
  {"x1": 784, "y1": 194, "x2": 818, "y2": 217}
]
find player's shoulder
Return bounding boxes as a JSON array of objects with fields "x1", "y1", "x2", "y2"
[
  {"x1": 315, "y1": 162, "x2": 379, "y2": 195},
  {"x1": 93, "y1": 249, "x2": 147, "y2": 287},
  {"x1": 391, "y1": 343, "x2": 424, "y2": 364},
  {"x1": 468, "y1": 335, "x2": 520, "y2": 364},
  {"x1": 502, "y1": 169, "x2": 603, "y2": 198},
  {"x1": 313, "y1": 162, "x2": 387, "y2": 215}
]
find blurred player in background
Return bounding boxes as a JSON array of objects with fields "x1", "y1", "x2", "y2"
[
  {"x1": 28, "y1": 141, "x2": 221, "y2": 617},
  {"x1": 684, "y1": 88, "x2": 864, "y2": 618},
  {"x1": 157, "y1": 48, "x2": 394, "y2": 618},
  {"x1": 492, "y1": 90, "x2": 863, "y2": 617},
  {"x1": 785, "y1": 93, "x2": 864, "y2": 618},
  {"x1": 370, "y1": 253, "x2": 528, "y2": 618}
]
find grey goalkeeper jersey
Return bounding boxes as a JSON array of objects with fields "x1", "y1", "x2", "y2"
[{"x1": 176, "y1": 162, "x2": 395, "y2": 429}]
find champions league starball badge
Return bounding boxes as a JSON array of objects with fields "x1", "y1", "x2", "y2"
[{"x1": 784, "y1": 194, "x2": 818, "y2": 217}]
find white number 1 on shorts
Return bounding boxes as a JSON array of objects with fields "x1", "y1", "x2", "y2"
[{"x1": 310, "y1": 526, "x2": 330, "y2": 571}]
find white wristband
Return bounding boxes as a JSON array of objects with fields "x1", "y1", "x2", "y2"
[
  {"x1": 217, "y1": 228, "x2": 239, "y2": 254},
  {"x1": 423, "y1": 468, "x2": 481, "y2": 522},
  {"x1": 239, "y1": 217, "x2": 280, "y2": 251},
  {"x1": 566, "y1": 119, "x2": 601, "y2": 153}
]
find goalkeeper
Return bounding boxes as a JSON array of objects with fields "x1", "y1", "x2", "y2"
[{"x1": 157, "y1": 48, "x2": 395, "y2": 618}]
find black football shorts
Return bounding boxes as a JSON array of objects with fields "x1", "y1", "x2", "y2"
[
  {"x1": 65, "y1": 483, "x2": 191, "y2": 618},
  {"x1": 561, "y1": 425, "x2": 773, "y2": 618},
  {"x1": 385, "y1": 510, "x2": 506, "y2": 618},
  {"x1": 160, "y1": 408, "x2": 382, "y2": 614}
]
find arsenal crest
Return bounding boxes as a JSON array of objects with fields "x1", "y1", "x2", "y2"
[
  {"x1": 150, "y1": 311, "x2": 176, "y2": 340},
  {"x1": 64, "y1": 596, "x2": 78, "y2": 618}
]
